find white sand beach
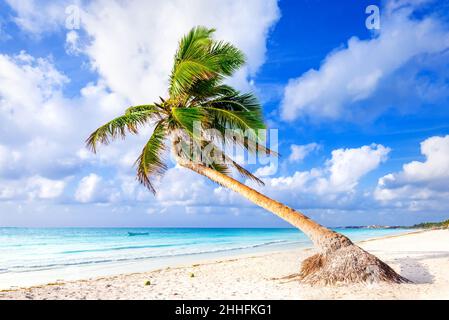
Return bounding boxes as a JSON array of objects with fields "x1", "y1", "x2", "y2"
[{"x1": 1, "y1": 229, "x2": 448, "y2": 300}]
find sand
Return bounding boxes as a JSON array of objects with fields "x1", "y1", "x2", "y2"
[{"x1": 1, "y1": 229, "x2": 448, "y2": 300}]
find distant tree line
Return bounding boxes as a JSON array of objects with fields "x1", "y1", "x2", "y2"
[{"x1": 412, "y1": 219, "x2": 449, "y2": 229}]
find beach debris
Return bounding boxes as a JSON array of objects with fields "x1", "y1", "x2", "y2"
[
  {"x1": 144, "y1": 280, "x2": 151, "y2": 286},
  {"x1": 190, "y1": 273, "x2": 195, "y2": 278}
]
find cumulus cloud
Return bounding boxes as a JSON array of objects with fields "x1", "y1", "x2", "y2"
[
  {"x1": 5, "y1": 0, "x2": 70, "y2": 35},
  {"x1": 265, "y1": 144, "x2": 389, "y2": 196},
  {"x1": 77, "y1": 0, "x2": 280, "y2": 103},
  {"x1": 65, "y1": 30, "x2": 81, "y2": 55},
  {"x1": 0, "y1": 51, "x2": 135, "y2": 182},
  {"x1": 74, "y1": 173, "x2": 126, "y2": 204},
  {"x1": 75, "y1": 174, "x2": 102, "y2": 203},
  {"x1": 27, "y1": 176, "x2": 66, "y2": 200},
  {"x1": 0, "y1": 145, "x2": 21, "y2": 178},
  {"x1": 0, "y1": 175, "x2": 66, "y2": 200},
  {"x1": 156, "y1": 166, "x2": 220, "y2": 206},
  {"x1": 0, "y1": 53, "x2": 164, "y2": 227},
  {"x1": 209, "y1": 144, "x2": 391, "y2": 210},
  {"x1": 289, "y1": 143, "x2": 320, "y2": 162},
  {"x1": 327, "y1": 144, "x2": 390, "y2": 191},
  {"x1": 6, "y1": 0, "x2": 280, "y2": 103},
  {"x1": 375, "y1": 135, "x2": 449, "y2": 210},
  {"x1": 280, "y1": 0, "x2": 449, "y2": 121},
  {"x1": 254, "y1": 163, "x2": 278, "y2": 177}
]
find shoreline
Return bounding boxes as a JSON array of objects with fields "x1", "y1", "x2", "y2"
[
  {"x1": 2, "y1": 228, "x2": 449, "y2": 299},
  {"x1": 0, "y1": 228, "x2": 411, "y2": 291},
  {"x1": 0, "y1": 229, "x2": 428, "y2": 291}
]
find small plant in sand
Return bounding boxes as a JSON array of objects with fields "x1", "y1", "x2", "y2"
[{"x1": 87, "y1": 26, "x2": 409, "y2": 285}]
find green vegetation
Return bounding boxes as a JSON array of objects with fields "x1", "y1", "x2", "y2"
[{"x1": 412, "y1": 219, "x2": 449, "y2": 229}]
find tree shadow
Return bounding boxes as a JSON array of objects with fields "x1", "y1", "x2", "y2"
[{"x1": 394, "y1": 251, "x2": 449, "y2": 284}]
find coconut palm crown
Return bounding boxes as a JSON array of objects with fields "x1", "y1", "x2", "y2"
[{"x1": 87, "y1": 26, "x2": 273, "y2": 193}]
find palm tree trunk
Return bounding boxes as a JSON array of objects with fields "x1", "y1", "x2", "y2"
[
  {"x1": 181, "y1": 161, "x2": 410, "y2": 285},
  {"x1": 181, "y1": 161, "x2": 350, "y2": 252}
]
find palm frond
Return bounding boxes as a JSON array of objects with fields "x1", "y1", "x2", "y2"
[
  {"x1": 135, "y1": 121, "x2": 168, "y2": 194},
  {"x1": 232, "y1": 133, "x2": 279, "y2": 157},
  {"x1": 228, "y1": 158, "x2": 264, "y2": 185},
  {"x1": 200, "y1": 91, "x2": 265, "y2": 139},
  {"x1": 188, "y1": 80, "x2": 237, "y2": 104},
  {"x1": 207, "y1": 92, "x2": 262, "y2": 112},
  {"x1": 209, "y1": 162, "x2": 231, "y2": 176},
  {"x1": 175, "y1": 26, "x2": 215, "y2": 62},
  {"x1": 170, "y1": 59, "x2": 220, "y2": 97},
  {"x1": 208, "y1": 40, "x2": 245, "y2": 76},
  {"x1": 86, "y1": 111, "x2": 158, "y2": 153},
  {"x1": 170, "y1": 27, "x2": 217, "y2": 97},
  {"x1": 205, "y1": 142, "x2": 264, "y2": 185},
  {"x1": 169, "y1": 26, "x2": 245, "y2": 98},
  {"x1": 125, "y1": 104, "x2": 161, "y2": 115},
  {"x1": 203, "y1": 107, "x2": 265, "y2": 133},
  {"x1": 206, "y1": 123, "x2": 279, "y2": 157},
  {"x1": 198, "y1": 90, "x2": 278, "y2": 157},
  {"x1": 170, "y1": 107, "x2": 204, "y2": 137}
]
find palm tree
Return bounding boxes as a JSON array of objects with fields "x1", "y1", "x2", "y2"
[{"x1": 86, "y1": 26, "x2": 409, "y2": 285}]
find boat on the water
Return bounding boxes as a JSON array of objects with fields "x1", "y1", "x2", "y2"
[{"x1": 127, "y1": 232, "x2": 149, "y2": 236}]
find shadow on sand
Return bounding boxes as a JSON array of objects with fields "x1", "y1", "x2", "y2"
[{"x1": 394, "y1": 251, "x2": 449, "y2": 284}]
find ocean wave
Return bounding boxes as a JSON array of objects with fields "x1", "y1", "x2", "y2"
[
  {"x1": 60, "y1": 243, "x2": 177, "y2": 254},
  {"x1": 1, "y1": 239, "x2": 304, "y2": 273}
]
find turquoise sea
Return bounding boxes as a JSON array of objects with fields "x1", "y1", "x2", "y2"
[{"x1": 0, "y1": 227, "x2": 409, "y2": 288}]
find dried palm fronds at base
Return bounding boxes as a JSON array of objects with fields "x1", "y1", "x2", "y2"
[{"x1": 299, "y1": 244, "x2": 411, "y2": 285}]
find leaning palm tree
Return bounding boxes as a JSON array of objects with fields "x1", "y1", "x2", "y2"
[{"x1": 86, "y1": 26, "x2": 409, "y2": 285}]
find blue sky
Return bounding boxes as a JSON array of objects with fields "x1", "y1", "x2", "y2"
[{"x1": 1, "y1": 0, "x2": 449, "y2": 227}]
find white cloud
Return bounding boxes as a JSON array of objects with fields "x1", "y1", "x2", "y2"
[
  {"x1": 0, "y1": 52, "x2": 133, "y2": 181},
  {"x1": 289, "y1": 143, "x2": 320, "y2": 162},
  {"x1": 74, "y1": 0, "x2": 280, "y2": 104},
  {"x1": 280, "y1": 0, "x2": 449, "y2": 121},
  {"x1": 0, "y1": 51, "x2": 68, "y2": 107},
  {"x1": 254, "y1": 162, "x2": 278, "y2": 177},
  {"x1": 75, "y1": 173, "x2": 102, "y2": 203},
  {"x1": 156, "y1": 166, "x2": 218, "y2": 206},
  {"x1": 27, "y1": 176, "x2": 66, "y2": 199},
  {"x1": 5, "y1": 0, "x2": 72, "y2": 35},
  {"x1": 65, "y1": 30, "x2": 81, "y2": 55},
  {"x1": 6, "y1": 0, "x2": 280, "y2": 104},
  {"x1": 208, "y1": 144, "x2": 391, "y2": 210},
  {"x1": 0, "y1": 175, "x2": 66, "y2": 200},
  {"x1": 66, "y1": 143, "x2": 390, "y2": 210},
  {"x1": 375, "y1": 135, "x2": 449, "y2": 210},
  {"x1": 0, "y1": 145, "x2": 22, "y2": 177},
  {"x1": 265, "y1": 144, "x2": 389, "y2": 196},
  {"x1": 327, "y1": 144, "x2": 390, "y2": 191}
]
